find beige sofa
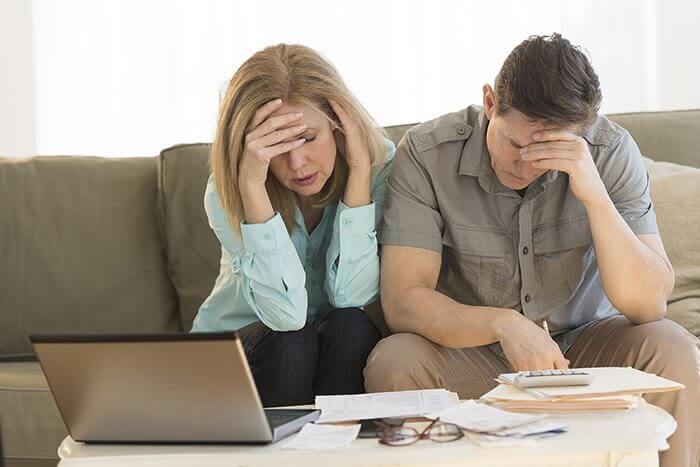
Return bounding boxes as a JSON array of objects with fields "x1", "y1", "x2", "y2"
[{"x1": 1, "y1": 110, "x2": 699, "y2": 467}]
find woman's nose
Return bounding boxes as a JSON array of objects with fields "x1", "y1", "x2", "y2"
[{"x1": 288, "y1": 146, "x2": 308, "y2": 171}]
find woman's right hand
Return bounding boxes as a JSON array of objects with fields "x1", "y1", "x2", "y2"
[{"x1": 239, "y1": 99, "x2": 307, "y2": 190}]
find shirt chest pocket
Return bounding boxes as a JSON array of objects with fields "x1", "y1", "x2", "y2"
[
  {"x1": 442, "y1": 227, "x2": 517, "y2": 307},
  {"x1": 532, "y1": 217, "x2": 595, "y2": 307}
]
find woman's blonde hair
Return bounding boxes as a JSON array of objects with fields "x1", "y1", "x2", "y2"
[{"x1": 211, "y1": 43, "x2": 388, "y2": 233}]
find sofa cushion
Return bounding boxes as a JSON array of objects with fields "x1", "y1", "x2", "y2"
[
  {"x1": 0, "y1": 156, "x2": 181, "y2": 358},
  {"x1": 158, "y1": 144, "x2": 221, "y2": 331},
  {"x1": 0, "y1": 362, "x2": 65, "y2": 462},
  {"x1": 643, "y1": 157, "x2": 700, "y2": 336},
  {"x1": 609, "y1": 110, "x2": 700, "y2": 168}
]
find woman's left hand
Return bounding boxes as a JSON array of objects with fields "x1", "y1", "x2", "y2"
[{"x1": 329, "y1": 99, "x2": 372, "y2": 172}]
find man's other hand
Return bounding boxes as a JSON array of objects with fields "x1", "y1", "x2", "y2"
[{"x1": 495, "y1": 311, "x2": 570, "y2": 372}]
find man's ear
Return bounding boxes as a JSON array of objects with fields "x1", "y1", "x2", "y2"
[{"x1": 483, "y1": 84, "x2": 496, "y2": 119}]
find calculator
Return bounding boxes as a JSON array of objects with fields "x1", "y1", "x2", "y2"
[{"x1": 513, "y1": 369, "x2": 594, "y2": 388}]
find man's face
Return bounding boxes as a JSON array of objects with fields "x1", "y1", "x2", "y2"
[{"x1": 482, "y1": 85, "x2": 574, "y2": 190}]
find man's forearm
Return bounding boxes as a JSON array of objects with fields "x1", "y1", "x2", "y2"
[
  {"x1": 586, "y1": 195, "x2": 673, "y2": 322},
  {"x1": 383, "y1": 284, "x2": 518, "y2": 349}
]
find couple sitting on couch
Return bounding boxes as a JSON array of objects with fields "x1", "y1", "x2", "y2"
[{"x1": 191, "y1": 35, "x2": 700, "y2": 467}]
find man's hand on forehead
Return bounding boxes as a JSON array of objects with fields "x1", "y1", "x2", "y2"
[
  {"x1": 518, "y1": 128, "x2": 608, "y2": 206},
  {"x1": 532, "y1": 128, "x2": 579, "y2": 142}
]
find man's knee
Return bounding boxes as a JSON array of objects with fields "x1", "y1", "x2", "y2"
[
  {"x1": 363, "y1": 333, "x2": 441, "y2": 393},
  {"x1": 617, "y1": 318, "x2": 700, "y2": 381}
]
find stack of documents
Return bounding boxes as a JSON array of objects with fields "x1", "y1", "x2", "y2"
[
  {"x1": 482, "y1": 367, "x2": 684, "y2": 413},
  {"x1": 314, "y1": 389, "x2": 459, "y2": 423},
  {"x1": 425, "y1": 400, "x2": 567, "y2": 446}
]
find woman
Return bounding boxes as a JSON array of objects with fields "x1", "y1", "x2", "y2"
[{"x1": 191, "y1": 44, "x2": 395, "y2": 407}]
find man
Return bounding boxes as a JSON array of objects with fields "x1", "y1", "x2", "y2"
[{"x1": 365, "y1": 34, "x2": 699, "y2": 467}]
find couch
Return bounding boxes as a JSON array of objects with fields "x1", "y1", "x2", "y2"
[{"x1": 1, "y1": 110, "x2": 699, "y2": 467}]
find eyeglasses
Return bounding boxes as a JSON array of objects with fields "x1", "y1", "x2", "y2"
[{"x1": 378, "y1": 417, "x2": 464, "y2": 446}]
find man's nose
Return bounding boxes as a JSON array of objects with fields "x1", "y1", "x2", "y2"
[{"x1": 518, "y1": 159, "x2": 539, "y2": 178}]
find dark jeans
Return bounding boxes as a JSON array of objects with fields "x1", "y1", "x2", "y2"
[{"x1": 238, "y1": 307, "x2": 381, "y2": 407}]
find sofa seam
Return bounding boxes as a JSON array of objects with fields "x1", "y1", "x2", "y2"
[
  {"x1": 0, "y1": 387, "x2": 51, "y2": 392},
  {"x1": 156, "y1": 149, "x2": 184, "y2": 332},
  {"x1": 608, "y1": 108, "x2": 700, "y2": 117}
]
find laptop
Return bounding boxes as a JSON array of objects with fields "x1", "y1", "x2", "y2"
[{"x1": 30, "y1": 332, "x2": 319, "y2": 443}]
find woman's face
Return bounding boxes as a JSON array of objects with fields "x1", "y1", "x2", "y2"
[{"x1": 267, "y1": 102, "x2": 338, "y2": 198}]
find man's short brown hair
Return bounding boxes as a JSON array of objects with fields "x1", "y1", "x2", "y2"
[{"x1": 494, "y1": 33, "x2": 602, "y2": 129}]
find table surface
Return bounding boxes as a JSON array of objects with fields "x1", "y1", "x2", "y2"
[{"x1": 57, "y1": 400, "x2": 676, "y2": 467}]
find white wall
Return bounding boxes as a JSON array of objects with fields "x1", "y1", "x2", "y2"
[
  {"x1": 0, "y1": 0, "x2": 36, "y2": 156},
  {"x1": 655, "y1": 0, "x2": 700, "y2": 111},
  {"x1": 1, "y1": 0, "x2": 699, "y2": 157}
]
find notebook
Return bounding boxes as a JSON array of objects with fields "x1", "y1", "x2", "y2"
[
  {"x1": 496, "y1": 367, "x2": 684, "y2": 400},
  {"x1": 481, "y1": 367, "x2": 682, "y2": 414}
]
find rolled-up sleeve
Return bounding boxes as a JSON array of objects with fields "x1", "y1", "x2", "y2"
[
  {"x1": 600, "y1": 131, "x2": 659, "y2": 236},
  {"x1": 379, "y1": 131, "x2": 445, "y2": 252},
  {"x1": 325, "y1": 144, "x2": 394, "y2": 308}
]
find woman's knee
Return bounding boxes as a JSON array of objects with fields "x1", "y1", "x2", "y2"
[
  {"x1": 318, "y1": 308, "x2": 381, "y2": 351},
  {"x1": 265, "y1": 325, "x2": 318, "y2": 361},
  {"x1": 242, "y1": 324, "x2": 319, "y2": 405},
  {"x1": 242, "y1": 321, "x2": 318, "y2": 371}
]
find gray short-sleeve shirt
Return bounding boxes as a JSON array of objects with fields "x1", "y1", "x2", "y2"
[{"x1": 380, "y1": 105, "x2": 658, "y2": 353}]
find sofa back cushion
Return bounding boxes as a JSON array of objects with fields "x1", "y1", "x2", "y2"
[
  {"x1": 158, "y1": 144, "x2": 221, "y2": 331},
  {"x1": 0, "y1": 156, "x2": 181, "y2": 358},
  {"x1": 644, "y1": 157, "x2": 700, "y2": 336},
  {"x1": 385, "y1": 112, "x2": 700, "y2": 168},
  {"x1": 608, "y1": 110, "x2": 700, "y2": 168}
]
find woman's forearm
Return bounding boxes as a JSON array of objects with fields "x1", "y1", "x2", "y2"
[
  {"x1": 342, "y1": 166, "x2": 372, "y2": 208},
  {"x1": 240, "y1": 183, "x2": 275, "y2": 224}
]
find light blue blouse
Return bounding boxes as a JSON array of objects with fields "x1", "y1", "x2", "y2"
[{"x1": 191, "y1": 142, "x2": 395, "y2": 332}]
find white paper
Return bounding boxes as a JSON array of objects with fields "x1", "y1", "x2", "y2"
[
  {"x1": 491, "y1": 420, "x2": 567, "y2": 437},
  {"x1": 483, "y1": 382, "x2": 642, "y2": 403},
  {"x1": 314, "y1": 389, "x2": 459, "y2": 423},
  {"x1": 425, "y1": 400, "x2": 546, "y2": 433},
  {"x1": 482, "y1": 383, "x2": 641, "y2": 414},
  {"x1": 281, "y1": 423, "x2": 361, "y2": 450}
]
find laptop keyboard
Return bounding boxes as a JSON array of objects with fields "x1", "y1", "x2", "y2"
[{"x1": 264, "y1": 409, "x2": 313, "y2": 430}]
